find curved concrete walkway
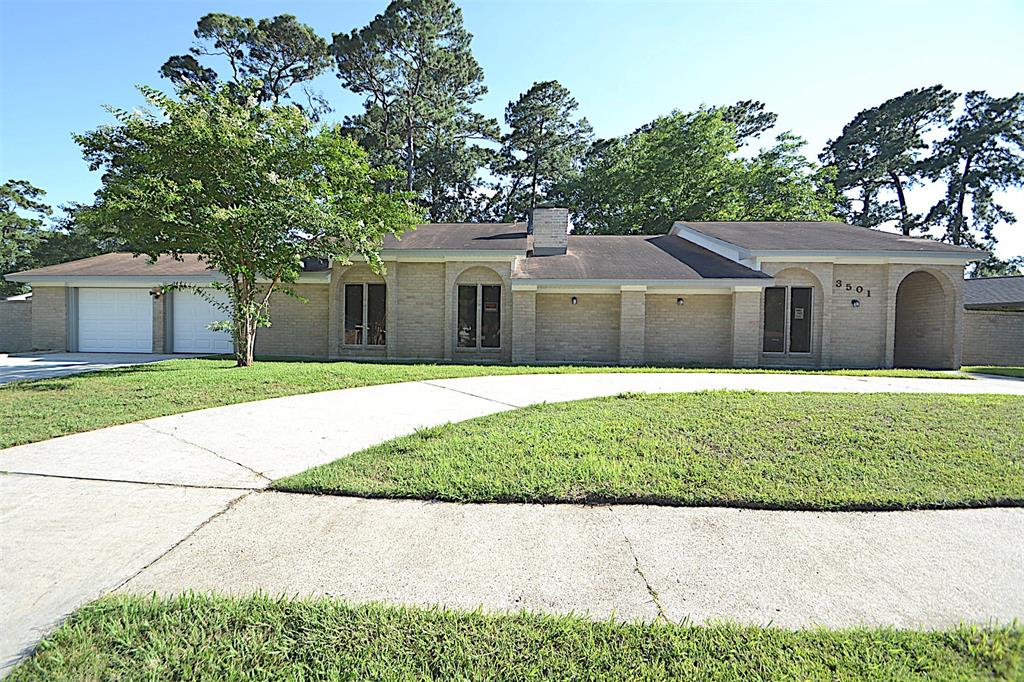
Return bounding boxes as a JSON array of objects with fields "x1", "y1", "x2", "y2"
[{"x1": 3, "y1": 372, "x2": 1024, "y2": 670}]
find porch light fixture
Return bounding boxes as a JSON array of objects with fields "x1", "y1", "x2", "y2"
[
  {"x1": 571, "y1": 296, "x2": 578, "y2": 305},
  {"x1": 851, "y1": 299, "x2": 861, "y2": 308},
  {"x1": 676, "y1": 297, "x2": 685, "y2": 306}
]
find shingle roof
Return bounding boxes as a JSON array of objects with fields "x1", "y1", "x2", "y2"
[
  {"x1": 7, "y1": 252, "x2": 216, "y2": 278},
  {"x1": 964, "y1": 276, "x2": 1024, "y2": 310},
  {"x1": 513, "y1": 235, "x2": 769, "y2": 281},
  {"x1": 383, "y1": 223, "x2": 527, "y2": 251},
  {"x1": 677, "y1": 221, "x2": 983, "y2": 254}
]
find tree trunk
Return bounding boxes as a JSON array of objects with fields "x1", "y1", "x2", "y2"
[
  {"x1": 888, "y1": 171, "x2": 911, "y2": 235},
  {"x1": 858, "y1": 185, "x2": 872, "y2": 226},
  {"x1": 951, "y1": 155, "x2": 973, "y2": 246}
]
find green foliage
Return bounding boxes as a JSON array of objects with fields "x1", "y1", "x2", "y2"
[
  {"x1": 334, "y1": 0, "x2": 498, "y2": 222},
  {"x1": 714, "y1": 99, "x2": 778, "y2": 145},
  {"x1": 488, "y1": 80, "x2": 593, "y2": 220},
  {"x1": 277, "y1": 391, "x2": 1024, "y2": 510},
  {"x1": 161, "y1": 13, "x2": 331, "y2": 115},
  {"x1": 73, "y1": 82, "x2": 421, "y2": 366},
  {"x1": 0, "y1": 359, "x2": 963, "y2": 451},
  {"x1": 969, "y1": 254, "x2": 1023, "y2": 277},
  {"x1": 0, "y1": 179, "x2": 52, "y2": 297},
  {"x1": 924, "y1": 91, "x2": 1024, "y2": 247},
  {"x1": 557, "y1": 108, "x2": 838, "y2": 234},
  {"x1": 11, "y1": 594, "x2": 1023, "y2": 680},
  {"x1": 821, "y1": 85, "x2": 956, "y2": 234}
]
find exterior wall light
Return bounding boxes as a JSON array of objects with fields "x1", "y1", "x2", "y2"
[
  {"x1": 676, "y1": 297, "x2": 685, "y2": 306},
  {"x1": 851, "y1": 299, "x2": 861, "y2": 308},
  {"x1": 571, "y1": 296, "x2": 578, "y2": 305}
]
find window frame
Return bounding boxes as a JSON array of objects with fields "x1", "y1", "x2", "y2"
[
  {"x1": 456, "y1": 283, "x2": 502, "y2": 351},
  {"x1": 762, "y1": 285, "x2": 813, "y2": 356},
  {"x1": 342, "y1": 282, "x2": 386, "y2": 348}
]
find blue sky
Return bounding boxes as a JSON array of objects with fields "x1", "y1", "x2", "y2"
[{"x1": 2, "y1": 0, "x2": 1023, "y2": 257}]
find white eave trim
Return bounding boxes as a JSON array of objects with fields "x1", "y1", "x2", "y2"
[
  {"x1": 511, "y1": 278, "x2": 774, "y2": 293},
  {"x1": 381, "y1": 249, "x2": 524, "y2": 262}
]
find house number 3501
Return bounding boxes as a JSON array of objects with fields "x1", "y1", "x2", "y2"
[{"x1": 835, "y1": 280, "x2": 871, "y2": 297}]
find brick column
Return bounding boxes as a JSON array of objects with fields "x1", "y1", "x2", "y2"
[
  {"x1": 731, "y1": 289, "x2": 761, "y2": 367},
  {"x1": 385, "y1": 262, "x2": 399, "y2": 359},
  {"x1": 152, "y1": 292, "x2": 166, "y2": 353},
  {"x1": 512, "y1": 286, "x2": 536, "y2": 364},
  {"x1": 443, "y1": 262, "x2": 458, "y2": 361},
  {"x1": 883, "y1": 264, "x2": 906, "y2": 368},
  {"x1": 619, "y1": 286, "x2": 646, "y2": 365},
  {"x1": 327, "y1": 263, "x2": 345, "y2": 357}
]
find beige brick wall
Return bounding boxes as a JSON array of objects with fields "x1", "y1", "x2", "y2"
[
  {"x1": 152, "y1": 294, "x2": 166, "y2": 353},
  {"x1": 512, "y1": 289, "x2": 536, "y2": 364},
  {"x1": 645, "y1": 294, "x2": 733, "y2": 366},
  {"x1": 536, "y1": 293, "x2": 619, "y2": 363},
  {"x1": 731, "y1": 291, "x2": 761, "y2": 367},
  {"x1": 0, "y1": 300, "x2": 32, "y2": 352},
  {"x1": 887, "y1": 264, "x2": 963, "y2": 369},
  {"x1": 830, "y1": 264, "x2": 888, "y2": 368},
  {"x1": 30, "y1": 286, "x2": 67, "y2": 351},
  {"x1": 254, "y1": 283, "x2": 329, "y2": 357},
  {"x1": 619, "y1": 290, "x2": 646, "y2": 364},
  {"x1": 395, "y1": 262, "x2": 446, "y2": 359},
  {"x1": 893, "y1": 271, "x2": 949, "y2": 368},
  {"x1": 963, "y1": 310, "x2": 1024, "y2": 366}
]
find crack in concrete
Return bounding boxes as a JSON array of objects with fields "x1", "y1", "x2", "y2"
[
  {"x1": 139, "y1": 421, "x2": 272, "y2": 483},
  {"x1": 608, "y1": 507, "x2": 667, "y2": 621},
  {"x1": 112, "y1": 490, "x2": 254, "y2": 594},
  {"x1": 0, "y1": 469, "x2": 261, "y2": 491},
  {"x1": 419, "y1": 380, "x2": 525, "y2": 409}
]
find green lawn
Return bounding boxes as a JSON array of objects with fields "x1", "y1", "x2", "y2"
[
  {"x1": 0, "y1": 357, "x2": 965, "y2": 450},
  {"x1": 964, "y1": 366, "x2": 1024, "y2": 379},
  {"x1": 9, "y1": 594, "x2": 1021, "y2": 681},
  {"x1": 275, "y1": 391, "x2": 1024, "y2": 510}
]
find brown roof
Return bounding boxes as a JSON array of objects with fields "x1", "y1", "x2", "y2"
[
  {"x1": 7, "y1": 252, "x2": 216, "y2": 278},
  {"x1": 384, "y1": 223, "x2": 527, "y2": 251},
  {"x1": 964, "y1": 276, "x2": 1024, "y2": 310},
  {"x1": 514, "y1": 235, "x2": 769, "y2": 281},
  {"x1": 677, "y1": 221, "x2": 983, "y2": 254}
]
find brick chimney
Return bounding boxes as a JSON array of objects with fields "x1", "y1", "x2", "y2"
[{"x1": 528, "y1": 205, "x2": 569, "y2": 256}]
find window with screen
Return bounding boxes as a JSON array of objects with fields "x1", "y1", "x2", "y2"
[
  {"x1": 481, "y1": 285, "x2": 501, "y2": 348},
  {"x1": 344, "y1": 284, "x2": 363, "y2": 346},
  {"x1": 344, "y1": 283, "x2": 386, "y2": 346},
  {"x1": 789, "y1": 287, "x2": 812, "y2": 353},
  {"x1": 457, "y1": 283, "x2": 501, "y2": 349},
  {"x1": 366, "y1": 284, "x2": 386, "y2": 346},
  {"x1": 457, "y1": 285, "x2": 478, "y2": 348},
  {"x1": 762, "y1": 287, "x2": 786, "y2": 353}
]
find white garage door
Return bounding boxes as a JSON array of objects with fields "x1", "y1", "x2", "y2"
[
  {"x1": 172, "y1": 289, "x2": 233, "y2": 354},
  {"x1": 78, "y1": 288, "x2": 153, "y2": 353}
]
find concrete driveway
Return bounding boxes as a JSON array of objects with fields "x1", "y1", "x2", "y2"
[
  {"x1": 3, "y1": 372, "x2": 1024, "y2": 671},
  {"x1": 0, "y1": 352, "x2": 191, "y2": 385}
]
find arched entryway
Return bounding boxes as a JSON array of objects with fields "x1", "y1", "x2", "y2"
[{"x1": 893, "y1": 270, "x2": 953, "y2": 368}]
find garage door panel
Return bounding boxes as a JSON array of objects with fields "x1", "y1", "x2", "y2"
[
  {"x1": 78, "y1": 288, "x2": 153, "y2": 353},
  {"x1": 172, "y1": 290, "x2": 233, "y2": 354}
]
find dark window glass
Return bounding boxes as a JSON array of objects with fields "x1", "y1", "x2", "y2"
[
  {"x1": 762, "y1": 287, "x2": 786, "y2": 353},
  {"x1": 367, "y1": 284, "x2": 386, "y2": 346},
  {"x1": 481, "y1": 285, "x2": 501, "y2": 348},
  {"x1": 344, "y1": 284, "x2": 363, "y2": 345},
  {"x1": 789, "y1": 287, "x2": 812, "y2": 353},
  {"x1": 457, "y1": 285, "x2": 477, "y2": 348}
]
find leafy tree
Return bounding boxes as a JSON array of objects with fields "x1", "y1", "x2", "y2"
[
  {"x1": 488, "y1": 81, "x2": 593, "y2": 220},
  {"x1": 74, "y1": 83, "x2": 421, "y2": 366},
  {"x1": 1, "y1": 180, "x2": 52, "y2": 297},
  {"x1": 556, "y1": 109, "x2": 838, "y2": 234},
  {"x1": 714, "y1": 99, "x2": 778, "y2": 145},
  {"x1": 924, "y1": 90, "x2": 1024, "y2": 247},
  {"x1": 333, "y1": 0, "x2": 498, "y2": 219},
  {"x1": 820, "y1": 85, "x2": 956, "y2": 234},
  {"x1": 161, "y1": 13, "x2": 332, "y2": 115},
  {"x1": 969, "y1": 255, "x2": 1023, "y2": 278}
]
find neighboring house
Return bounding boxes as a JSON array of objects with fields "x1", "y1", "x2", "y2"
[
  {"x1": 962, "y1": 276, "x2": 1024, "y2": 367},
  {"x1": 4, "y1": 207, "x2": 985, "y2": 369}
]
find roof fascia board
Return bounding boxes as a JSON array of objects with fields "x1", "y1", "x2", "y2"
[
  {"x1": 753, "y1": 251, "x2": 983, "y2": 265},
  {"x1": 511, "y1": 278, "x2": 774, "y2": 291},
  {"x1": 669, "y1": 223, "x2": 749, "y2": 262},
  {"x1": 382, "y1": 250, "x2": 524, "y2": 261}
]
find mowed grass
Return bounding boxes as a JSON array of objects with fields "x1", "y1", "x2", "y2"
[
  {"x1": 964, "y1": 366, "x2": 1024, "y2": 379},
  {"x1": 10, "y1": 594, "x2": 1023, "y2": 682},
  {"x1": 275, "y1": 392, "x2": 1024, "y2": 510},
  {"x1": 0, "y1": 357, "x2": 965, "y2": 449}
]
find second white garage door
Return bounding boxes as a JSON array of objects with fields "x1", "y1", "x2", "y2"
[
  {"x1": 78, "y1": 288, "x2": 153, "y2": 353},
  {"x1": 172, "y1": 289, "x2": 233, "y2": 354}
]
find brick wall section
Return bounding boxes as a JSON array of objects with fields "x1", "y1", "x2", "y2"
[
  {"x1": 0, "y1": 300, "x2": 32, "y2": 352},
  {"x1": 885, "y1": 264, "x2": 964, "y2": 369},
  {"x1": 530, "y1": 207, "x2": 569, "y2": 255},
  {"x1": 963, "y1": 310, "x2": 1024, "y2": 366},
  {"x1": 619, "y1": 289, "x2": 646, "y2": 364},
  {"x1": 511, "y1": 288, "x2": 536, "y2": 364},
  {"x1": 395, "y1": 262, "x2": 446, "y2": 359},
  {"x1": 536, "y1": 293, "x2": 619, "y2": 363},
  {"x1": 730, "y1": 291, "x2": 761, "y2": 367},
  {"x1": 30, "y1": 286, "x2": 67, "y2": 351},
  {"x1": 645, "y1": 294, "x2": 732, "y2": 366},
  {"x1": 254, "y1": 283, "x2": 329, "y2": 357},
  {"x1": 151, "y1": 294, "x2": 165, "y2": 353},
  {"x1": 829, "y1": 264, "x2": 888, "y2": 368},
  {"x1": 893, "y1": 271, "x2": 949, "y2": 368}
]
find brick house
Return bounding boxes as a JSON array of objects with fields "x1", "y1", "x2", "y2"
[{"x1": 4, "y1": 208, "x2": 984, "y2": 369}]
